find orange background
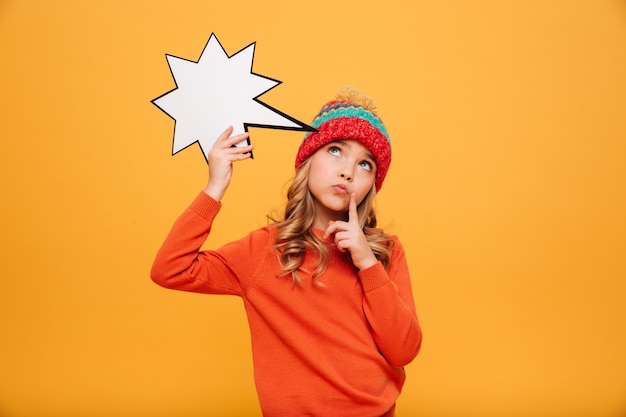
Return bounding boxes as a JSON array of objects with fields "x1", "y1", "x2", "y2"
[{"x1": 1, "y1": 1, "x2": 625, "y2": 416}]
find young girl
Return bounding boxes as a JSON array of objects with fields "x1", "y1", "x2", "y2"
[{"x1": 151, "y1": 86, "x2": 422, "y2": 417}]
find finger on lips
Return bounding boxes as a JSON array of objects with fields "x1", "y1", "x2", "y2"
[{"x1": 348, "y1": 194, "x2": 359, "y2": 222}]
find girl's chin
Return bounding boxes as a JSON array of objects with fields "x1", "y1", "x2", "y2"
[{"x1": 312, "y1": 196, "x2": 349, "y2": 215}]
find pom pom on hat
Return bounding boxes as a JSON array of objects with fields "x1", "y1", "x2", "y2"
[{"x1": 295, "y1": 86, "x2": 391, "y2": 192}]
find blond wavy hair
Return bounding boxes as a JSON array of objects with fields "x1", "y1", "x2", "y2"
[{"x1": 269, "y1": 158, "x2": 394, "y2": 285}]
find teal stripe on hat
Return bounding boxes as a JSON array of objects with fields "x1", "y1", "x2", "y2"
[{"x1": 311, "y1": 107, "x2": 390, "y2": 142}]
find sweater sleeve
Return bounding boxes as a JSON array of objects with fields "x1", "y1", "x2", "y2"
[
  {"x1": 358, "y1": 237, "x2": 422, "y2": 367},
  {"x1": 150, "y1": 192, "x2": 256, "y2": 296}
]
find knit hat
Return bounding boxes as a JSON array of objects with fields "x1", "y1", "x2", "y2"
[{"x1": 295, "y1": 86, "x2": 391, "y2": 192}]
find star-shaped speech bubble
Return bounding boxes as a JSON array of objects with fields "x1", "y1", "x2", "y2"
[{"x1": 152, "y1": 33, "x2": 314, "y2": 160}]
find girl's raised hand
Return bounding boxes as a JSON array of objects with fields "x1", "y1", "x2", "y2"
[
  {"x1": 322, "y1": 193, "x2": 378, "y2": 271},
  {"x1": 203, "y1": 126, "x2": 253, "y2": 201}
]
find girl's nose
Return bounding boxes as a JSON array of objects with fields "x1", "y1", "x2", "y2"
[{"x1": 340, "y1": 170, "x2": 353, "y2": 181}]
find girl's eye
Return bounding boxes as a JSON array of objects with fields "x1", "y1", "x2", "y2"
[
  {"x1": 328, "y1": 146, "x2": 341, "y2": 156},
  {"x1": 359, "y1": 160, "x2": 373, "y2": 172}
]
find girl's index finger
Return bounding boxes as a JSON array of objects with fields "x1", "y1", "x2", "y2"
[
  {"x1": 348, "y1": 193, "x2": 359, "y2": 224},
  {"x1": 216, "y1": 126, "x2": 249, "y2": 148},
  {"x1": 225, "y1": 131, "x2": 250, "y2": 147},
  {"x1": 215, "y1": 125, "x2": 234, "y2": 143}
]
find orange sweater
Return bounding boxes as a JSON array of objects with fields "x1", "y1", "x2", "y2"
[{"x1": 151, "y1": 192, "x2": 422, "y2": 417}]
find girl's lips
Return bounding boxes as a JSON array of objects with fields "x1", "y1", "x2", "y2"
[{"x1": 332, "y1": 184, "x2": 349, "y2": 194}]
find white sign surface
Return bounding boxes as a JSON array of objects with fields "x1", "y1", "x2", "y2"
[{"x1": 153, "y1": 33, "x2": 314, "y2": 159}]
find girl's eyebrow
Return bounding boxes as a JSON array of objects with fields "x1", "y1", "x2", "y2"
[{"x1": 356, "y1": 144, "x2": 376, "y2": 164}]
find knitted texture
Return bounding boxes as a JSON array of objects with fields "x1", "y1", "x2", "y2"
[
  {"x1": 295, "y1": 87, "x2": 391, "y2": 191},
  {"x1": 151, "y1": 192, "x2": 422, "y2": 416}
]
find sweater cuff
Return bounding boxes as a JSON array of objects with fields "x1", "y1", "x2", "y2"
[
  {"x1": 358, "y1": 261, "x2": 390, "y2": 292},
  {"x1": 189, "y1": 191, "x2": 222, "y2": 221}
]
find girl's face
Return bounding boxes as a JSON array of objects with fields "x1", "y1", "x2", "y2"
[{"x1": 307, "y1": 139, "x2": 377, "y2": 229}]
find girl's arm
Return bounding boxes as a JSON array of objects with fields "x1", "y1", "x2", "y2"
[
  {"x1": 150, "y1": 127, "x2": 254, "y2": 294},
  {"x1": 359, "y1": 239, "x2": 422, "y2": 368},
  {"x1": 323, "y1": 194, "x2": 422, "y2": 366}
]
